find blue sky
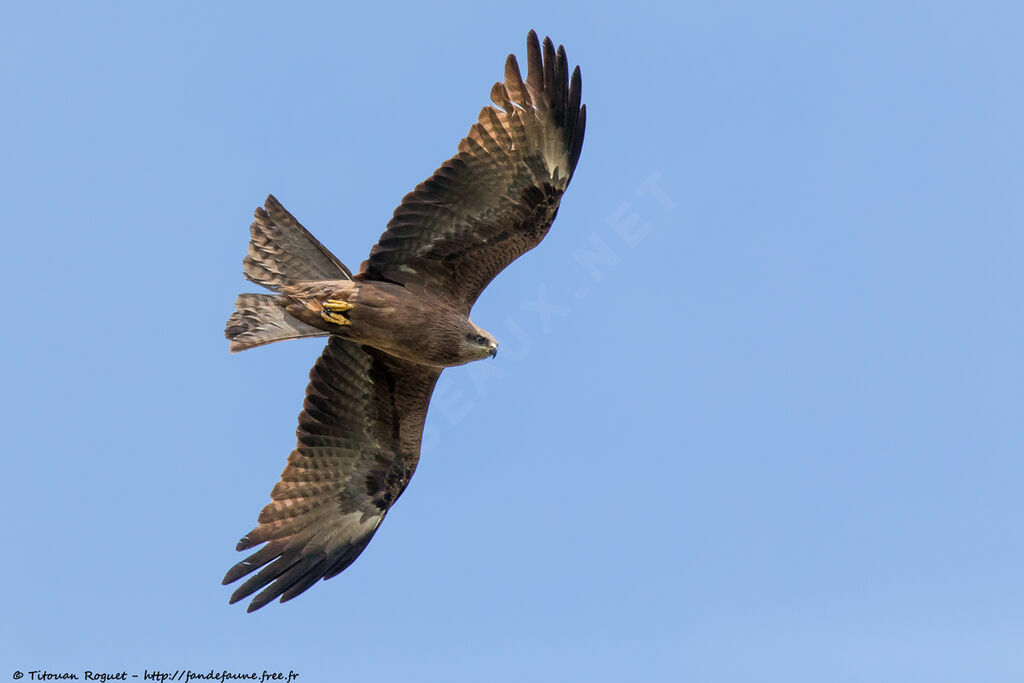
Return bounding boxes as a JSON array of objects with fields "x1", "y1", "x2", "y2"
[{"x1": 4, "y1": 1, "x2": 1023, "y2": 681}]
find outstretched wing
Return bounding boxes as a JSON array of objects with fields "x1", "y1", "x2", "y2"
[
  {"x1": 223, "y1": 337, "x2": 440, "y2": 612},
  {"x1": 357, "y1": 31, "x2": 586, "y2": 313}
]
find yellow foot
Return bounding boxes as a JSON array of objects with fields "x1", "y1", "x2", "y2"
[
  {"x1": 321, "y1": 299, "x2": 353, "y2": 326},
  {"x1": 323, "y1": 299, "x2": 354, "y2": 312},
  {"x1": 321, "y1": 311, "x2": 351, "y2": 325}
]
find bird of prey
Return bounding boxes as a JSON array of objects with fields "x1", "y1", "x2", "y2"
[{"x1": 222, "y1": 31, "x2": 585, "y2": 612}]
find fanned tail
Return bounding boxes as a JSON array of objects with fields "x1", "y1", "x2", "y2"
[{"x1": 227, "y1": 195, "x2": 352, "y2": 352}]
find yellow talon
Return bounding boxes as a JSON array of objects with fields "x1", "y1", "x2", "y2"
[
  {"x1": 321, "y1": 299, "x2": 353, "y2": 325},
  {"x1": 323, "y1": 299, "x2": 354, "y2": 312},
  {"x1": 321, "y1": 310, "x2": 351, "y2": 325}
]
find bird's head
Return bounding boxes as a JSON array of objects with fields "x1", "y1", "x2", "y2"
[{"x1": 461, "y1": 321, "x2": 498, "y2": 362}]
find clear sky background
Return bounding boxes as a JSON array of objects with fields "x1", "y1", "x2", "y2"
[{"x1": 4, "y1": 1, "x2": 1022, "y2": 681}]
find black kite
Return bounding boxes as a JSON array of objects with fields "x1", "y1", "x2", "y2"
[{"x1": 223, "y1": 31, "x2": 585, "y2": 611}]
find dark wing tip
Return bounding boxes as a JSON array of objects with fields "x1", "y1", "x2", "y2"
[
  {"x1": 526, "y1": 31, "x2": 543, "y2": 93},
  {"x1": 571, "y1": 103, "x2": 586, "y2": 172},
  {"x1": 541, "y1": 37, "x2": 556, "y2": 96},
  {"x1": 521, "y1": 32, "x2": 586, "y2": 178},
  {"x1": 222, "y1": 563, "x2": 247, "y2": 586}
]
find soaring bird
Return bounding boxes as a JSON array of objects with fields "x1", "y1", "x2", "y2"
[{"x1": 223, "y1": 30, "x2": 585, "y2": 611}]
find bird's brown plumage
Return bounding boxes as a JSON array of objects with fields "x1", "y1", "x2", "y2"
[{"x1": 223, "y1": 30, "x2": 585, "y2": 611}]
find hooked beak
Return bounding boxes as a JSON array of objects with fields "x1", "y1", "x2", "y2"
[{"x1": 488, "y1": 342, "x2": 498, "y2": 359}]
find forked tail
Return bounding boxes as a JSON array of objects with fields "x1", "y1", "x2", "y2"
[{"x1": 226, "y1": 195, "x2": 352, "y2": 352}]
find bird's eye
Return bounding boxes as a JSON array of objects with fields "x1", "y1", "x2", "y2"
[{"x1": 476, "y1": 335, "x2": 486, "y2": 345}]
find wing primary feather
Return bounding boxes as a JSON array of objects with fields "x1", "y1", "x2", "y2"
[
  {"x1": 490, "y1": 82, "x2": 512, "y2": 111},
  {"x1": 504, "y1": 54, "x2": 530, "y2": 108},
  {"x1": 542, "y1": 37, "x2": 556, "y2": 108},
  {"x1": 245, "y1": 556, "x2": 327, "y2": 612},
  {"x1": 567, "y1": 65, "x2": 582, "y2": 136},
  {"x1": 526, "y1": 30, "x2": 543, "y2": 96},
  {"x1": 229, "y1": 554, "x2": 304, "y2": 605},
  {"x1": 279, "y1": 560, "x2": 333, "y2": 602},
  {"x1": 223, "y1": 541, "x2": 287, "y2": 584},
  {"x1": 570, "y1": 104, "x2": 587, "y2": 173},
  {"x1": 321, "y1": 542, "x2": 373, "y2": 579},
  {"x1": 553, "y1": 45, "x2": 569, "y2": 127}
]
